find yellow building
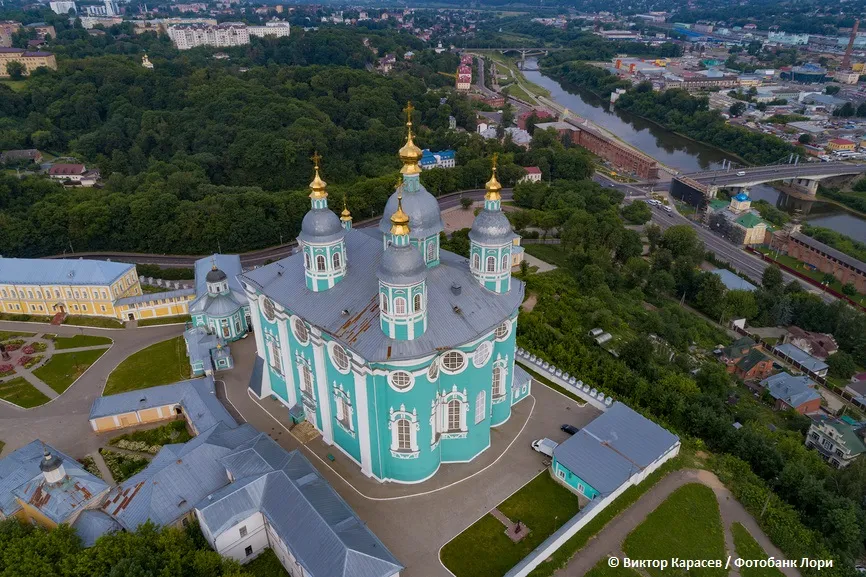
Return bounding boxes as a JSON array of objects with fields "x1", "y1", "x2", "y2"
[
  {"x1": 827, "y1": 138, "x2": 856, "y2": 152},
  {"x1": 0, "y1": 48, "x2": 56, "y2": 77},
  {"x1": 114, "y1": 289, "x2": 195, "y2": 321}
]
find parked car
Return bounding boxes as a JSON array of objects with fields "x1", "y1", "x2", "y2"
[
  {"x1": 531, "y1": 438, "x2": 558, "y2": 457},
  {"x1": 663, "y1": 205, "x2": 672, "y2": 214},
  {"x1": 561, "y1": 424, "x2": 580, "y2": 435},
  {"x1": 737, "y1": 171, "x2": 746, "y2": 176}
]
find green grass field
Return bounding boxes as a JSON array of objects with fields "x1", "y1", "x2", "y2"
[
  {"x1": 623, "y1": 483, "x2": 725, "y2": 577},
  {"x1": 0, "y1": 80, "x2": 27, "y2": 92},
  {"x1": 441, "y1": 472, "x2": 582, "y2": 577},
  {"x1": 33, "y1": 348, "x2": 107, "y2": 394},
  {"x1": 0, "y1": 377, "x2": 50, "y2": 408},
  {"x1": 137, "y1": 315, "x2": 191, "y2": 327},
  {"x1": 731, "y1": 523, "x2": 786, "y2": 577},
  {"x1": 109, "y1": 420, "x2": 192, "y2": 449},
  {"x1": 104, "y1": 336, "x2": 189, "y2": 395},
  {"x1": 245, "y1": 549, "x2": 289, "y2": 577},
  {"x1": 52, "y1": 334, "x2": 112, "y2": 350},
  {"x1": 63, "y1": 316, "x2": 124, "y2": 328},
  {"x1": 0, "y1": 331, "x2": 35, "y2": 341},
  {"x1": 524, "y1": 243, "x2": 569, "y2": 268}
]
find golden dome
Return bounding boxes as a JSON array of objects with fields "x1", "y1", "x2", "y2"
[
  {"x1": 390, "y1": 190, "x2": 411, "y2": 236},
  {"x1": 485, "y1": 153, "x2": 502, "y2": 201},
  {"x1": 399, "y1": 102, "x2": 422, "y2": 175},
  {"x1": 309, "y1": 152, "x2": 327, "y2": 199},
  {"x1": 340, "y1": 196, "x2": 352, "y2": 222}
]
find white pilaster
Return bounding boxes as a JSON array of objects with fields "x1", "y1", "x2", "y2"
[
  {"x1": 277, "y1": 318, "x2": 297, "y2": 407},
  {"x1": 311, "y1": 331, "x2": 334, "y2": 445},
  {"x1": 353, "y1": 367, "x2": 374, "y2": 477}
]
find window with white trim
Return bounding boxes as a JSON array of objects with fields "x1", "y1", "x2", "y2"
[
  {"x1": 333, "y1": 384, "x2": 354, "y2": 434},
  {"x1": 331, "y1": 343, "x2": 349, "y2": 372},
  {"x1": 494, "y1": 321, "x2": 510, "y2": 340},
  {"x1": 473, "y1": 342, "x2": 491, "y2": 368},
  {"x1": 266, "y1": 337, "x2": 283, "y2": 376},
  {"x1": 441, "y1": 350, "x2": 466, "y2": 373},
  {"x1": 300, "y1": 363, "x2": 315, "y2": 399},
  {"x1": 492, "y1": 365, "x2": 506, "y2": 398},
  {"x1": 486, "y1": 256, "x2": 496, "y2": 272},
  {"x1": 390, "y1": 405, "x2": 419, "y2": 456},
  {"x1": 389, "y1": 370, "x2": 413, "y2": 391},
  {"x1": 304, "y1": 252, "x2": 311, "y2": 269},
  {"x1": 448, "y1": 399, "x2": 461, "y2": 431},
  {"x1": 472, "y1": 254, "x2": 480, "y2": 270},
  {"x1": 239, "y1": 526, "x2": 247, "y2": 538},
  {"x1": 428, "y1": 360, "x2": 439, "y2": 381},
  {"x1": 333, "y1": 252, "x2": 341, "y2": 269},
  {"x1": 292, "y1": 318, "x2": 309, "y2": 344},
  {"x1": 475, "y1": 390, "x2": 486, "y2": 424},
  {"x1": 413, "y1": 293, "x2": 422, "y2": 313},
  {"x1": 316, "y1": 255, "x2": 326, "y2": 271},
  {"x1": 380, "y1": 293, "x2": 389, "y2": 314},
  {"x1": 426, "y1": 242, "x2": 435, "y2": 261},
  {"x1": 501, "y1": 254, "x2": 509, "y2": 271},
  {"x1": 394, "y1": 297, "x2": 406, "y2": 315}
]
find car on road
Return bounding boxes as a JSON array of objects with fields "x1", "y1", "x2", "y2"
[
  {"x1": 561, "y1": 424, "x2": 580, "y2": 435},
  {"x1": 663, "y1": 205, "x2": 672, "y2": 213},
  {"x1": 647, "y1": 199, "x2": 661, "y2": 206},
  {"x1": 736, "y1": 171, "x2": 746, "y2": 176},
  {"x1": 531, "y1": 438, "x2": 558, "y2": 457}
]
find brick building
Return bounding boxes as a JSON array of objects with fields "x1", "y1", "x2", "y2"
[{"x1": 771, "y1": 230, "x2": 866, "y2": 293}]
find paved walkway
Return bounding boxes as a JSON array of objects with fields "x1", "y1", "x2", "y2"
[
  {"x1": 0, "y1": 321, "x2": 184, "y2": 458},
  {"x1": 89, "y1": 450, "x2": 115, "y2": 485},
  {"x1": 524, "y1": 254, "x2": 557, "y2": 273},
  {"x1": 553, "y1": 469, "x2": 801, "y2": 577}
]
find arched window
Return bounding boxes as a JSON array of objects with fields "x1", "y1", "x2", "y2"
[
  {"x1": 472, "y1": 254, "x2": 480, "y2": 270},
  {"x1": 332, "y1": 252, "x2": 341, "y2": 269},
  {"x1": 447, "y1": 399, "x2": 461, "y2": 432},
  {"x1": 394, "y1": 297, "x2": 406, "y2": 315},
  {"x1": 501, "y1": 254, "x2": 509, "y2": 271},
  {"x1": 493, "y1": 366, "x2": 505, "y2": 398},
  {"x1": 300, "y1": 364, "x2": 314, "y2": 397},
  {"x1": 413, "y1": 293, "x2": 422, "y2": 312},
  {"x1": 316, "y1": 255, "x2": 326, "y2": 272},
  {"x1": 304, "y1": 252, "x2": 311, "y2": 269},
  {"x1": 475, "y1": 390, "x2": 486, "y2": 424},
  {"x1": 380, "y1": 293, "x2": 389, "y2": 314},
  {"x1": 426, "y1": 242, "x2": 435, "y2": 262},
  {"x1": 396, "y1": 419, "x2": 411, "y2": 450},
  {"x1": 486, "y1": 256, "x2": 496, "y2": 272}
]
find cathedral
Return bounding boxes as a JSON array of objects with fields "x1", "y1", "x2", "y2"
[{"x1": 240, "y1": 108, "x2": 531, "y2": 484}]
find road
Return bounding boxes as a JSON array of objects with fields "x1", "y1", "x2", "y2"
[{"x1": 684, "y1": 162, "x2": 866, "y2": 188}]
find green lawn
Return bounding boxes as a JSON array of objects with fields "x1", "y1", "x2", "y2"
[
  {"x1": 0, "y1": 377, "x2": 51, "y2": 408},
  {"x1": 623, "y1": 483, "x2": 725, "y2": 577},
  {"x1": 0, "y1": 331, "x2": 35, "y2": 340},
  {"x1": 244, "y1": 549, "x2": 289, "y2": 577},
  {"x1": 33, "y1": 348, "x2": 107, "y2": 394},
  {"x1": 104, "y1": 336, "x2": 189, "y2": 395},
  {"x1": 524, "y1": 243, "x2": 569, "y2": 268},
  {"x1": 140, "y1": 284, "x2": 167, "y2": 294},
  {"x1": 0, "y1": 79, "x2": 27, "y2": 92},
  {"x1": 63, "y1": 316, "x2": 125, "y2": 328},
  {"x1": 137, "y1": 314, "x2": 191, "y2": 327},
  {"x1": 731, "y1": 523, "x2": 786, "y2": 577},
  {"x1": 52, "y1": 334, "x2": 113, "y2": 350},
  {"x1": 0, "y1": 313, "x2": 54, "y2": 323},
  {"x1": 585, "y1": 558, "x2": 643, "y2": 577},
  {"x1": 441, "y1": 472, "x2": 582, "y2": 577}
]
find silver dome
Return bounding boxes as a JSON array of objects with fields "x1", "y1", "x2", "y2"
[
  {"x1": 378, "y1": 184, "x2": 444, "y2": 240},
  {"x1": 468, "y1": 209, "x2": 514, "y2": 245},
  {"x1": 298, "y1": 208, "x2": 345, "y2": 244},
  {"x1": 378, "y1": 244, "x2": 427, "y2": 286}
]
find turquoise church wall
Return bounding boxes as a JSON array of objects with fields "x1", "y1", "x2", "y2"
[{"x1": 552, "y1": 458, "x2": 600, "y2": 500}]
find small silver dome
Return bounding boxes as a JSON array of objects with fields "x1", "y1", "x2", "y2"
[
  {"x1": 468, "y1": 209, "x2": 514, "y2": 245},
  {"x1": 378, "y1": 184, "x2": 444, "y2": 240},
  {"x1": 206, "y1": 268, "x2": 227, "y2": 283},
  {"x1": 298, "y1": 208, "x2": 345, "y2": 244},
  {"x1": 378, "y1": 244, "x2": 427, "y2": 286}
]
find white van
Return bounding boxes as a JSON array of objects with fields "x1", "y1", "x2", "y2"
[
  {"x1": 663, "y1": 205, "x2": 672, "y2": 213},
  {"x1": 531, "y1": 438, "x2": 558, "y2": 457},
  {"x1": 736, "y1": 171, "x2": 746, "y2": 176}
]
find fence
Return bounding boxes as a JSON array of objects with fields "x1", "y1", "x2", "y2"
[{"x1": 515, "y1": 348, "x2": 611, "y2": 411}]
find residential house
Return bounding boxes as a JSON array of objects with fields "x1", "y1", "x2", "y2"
[
  {"x1": 760, "y1": 372, "x2": 822, "y2": 414},
  {"x1": 827, "y1": 138, "x2": 856, "y2": 152},
  {"x1": 773, "y1": 342, "x2": 829, "y2": 378},
  {"x1": 721, "y1": 338, "x2": 773, "y2": 381},
  {"x1": 785, "y1": 326, "x2": 837, "y2": 360},
  {"x1": 419, "y1": 149, "x2": 456, "y2": 170},
  {"x1": 519, "y1": 166, "x2": 542, "y2": 183},
  {"x1": 0, "y1": 21, "x2": 21, "y2": 47},
  {"x1": 806, "y1": 415, "x2": 866, "y2": 468},
  {"x1": 0, "y1": 149, "x2": 42, "y2": 165},
  {"x1": 48, "y1": 163, "x2": 101, "y2": 186}
]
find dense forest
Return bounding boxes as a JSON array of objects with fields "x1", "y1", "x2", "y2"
[{"x1": 512, "y1": 180, "x2": 866, "y2": 574}]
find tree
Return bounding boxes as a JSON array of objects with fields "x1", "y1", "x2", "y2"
[
  {"x1": 834, "y1": 102, "x2": 856, "y2": 118},
  {"x1": 821, "y1": 273, "x2": 836, "y2": 285},
  {"x1": 842, "y1": 283, "x2": 858, "y2": 297},
  {"x1": 660, "y1": 225, "x2": 703, "y2": 266},
  {"x1": 827, "y1": 351, "x2": 858, "y2": 380},
  {"x1": 798, "y1": 133, "x2": 812, "y2": 144},
  {"x1": 645, "y1": 223, "x2": 662, "y2": 253},
  {"x1": 460, "y1": 197, "x2": 473, "y2": 210},
  {"x1": 5, "y1": 61, "x2": 25, "y2": 80},
  {"x1": 621, "y1": 200, "x2": 652, "y2": 224},
  {"x1": 695, "y1": 272, "x2": 727, "y2": 320},
  {"x1": 825, "y1": 85, "x2": 841, "y2": 95},
  {"x1": 729, "y1": 101, "x2": 746, "y2": 117},
  {"x1": 762, "y1": 265, "x2": 784, "y2": 292},
  {"x1": 724, "y1": 289, "x2": 758, "y2": 320}
]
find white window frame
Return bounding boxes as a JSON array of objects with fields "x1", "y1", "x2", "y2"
[
  {"x1": 292, "y1": 317, "x2": 309, "y2": 344},
  {"x1": 426, "y1": 241, "x2": 435, "y2": 261},
  {"x1": 266, "y1": 336, "x2": 283, "y2": 376},
  {"x1": 486, "y1": 256, "x2": 496, "y2": 272},
  {"x1": 501, "y1": 254, "x2": 509, "y2": 271},
  {"x1": 329, "y1": 342, "x2": 350, "y2": 373},
  {"x1": 394, "y1": 297, "x2": 406, "y2": 315},
  {"x1": 440, "y1": 350, "x2": 466, "y2": 374},
  {"x1": 304, "y1": 252, "x2": 311, "y2": 269},
  {"x1": 473, "y1": 341, "x2": 492, "y2": 368},
  {"x1": 472, "y1": 253, "x2": 480, "y2": 270},
  {"x1": 389, "y1": 404, "x2": 419, "y2": 458},
  {"x1": 427, "y1": 359, "x2": 439, "y2": 381},
  {"x1": 474, "y1": 390, "x2": 486, "y2": 424},
  {"x1": 388, "y1": 370, "x2": 414, "y2": 392},
  {"x1": 332, "y1": 252, "x2": 341, "y2": 269},
  {"x1": 413, "y1": 293, "x2": 423, "y2": 313},
  {"x1": 333, "y1": 383, "x2": 355, "y2": 437},
  {"x1": 380, "y1": 293, "x2": 389, "y2": 314},
  {"x1": 316, "y1": 255, "x2": 326, "y2": 271},
  {"x1": 433, "y1": 385, "x2": 469, "y2": 439},
  {"x1": 494, "y1": 320, "x2": 511, "y2": 341}
]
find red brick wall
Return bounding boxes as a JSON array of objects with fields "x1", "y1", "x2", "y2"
[
  {"x1": 786, "y1": 237, "x2": 866, "y2": 293},
  {"x1": 574, "y1": 128, "x2": 660, "y2": 180}
]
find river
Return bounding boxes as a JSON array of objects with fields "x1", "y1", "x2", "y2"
[{"x1": 521, "y1": 61, "x2": 866, "y2": 243}]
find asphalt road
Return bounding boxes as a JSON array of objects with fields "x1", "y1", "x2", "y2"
[{"x1": 684, "y1": 162, "x2": 866, "y2": 187}]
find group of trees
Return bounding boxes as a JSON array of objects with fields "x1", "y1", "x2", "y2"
[
  {"x1": 801, "y1": 223, "x2": 866, "y2": 264},
  {"x1": 513, "y1": 183, "x2": 866, "y2": 568}
]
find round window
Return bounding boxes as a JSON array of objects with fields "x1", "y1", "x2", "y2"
[
  {"x1": 262, "y1": 297, "x2": 276, "y2": 322},
  {"x1": 428, "y1": 360, "x2": 440, "y2": 381},
  {"x1": 389, "y1": 371, "x2": 414, "y2": 391},
  {"x1": 293, "y1": 317, "x2": 309, "y2": 344},
  {"x1": 473, "y1": 342, "x2": 492, "y2": 368},
  {"x1": 331, "y1": 343, "x2": 350, "y2": 372},
  {"x1": 494, "y1": 321, "x2": 510, "y2": 341},
  {"x1": 441, "y1": 350, "x2": 466, "y2": 373}
]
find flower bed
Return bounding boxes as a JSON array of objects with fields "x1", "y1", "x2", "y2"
[
  {"x1": 112, "y1": 439, "x2": 162, "y2": 455},
  {"x1": 4, "y1": 343, "x2": 21, "y2": 352},
  {"x1": 32, "y1": 341, "x2": 47, "y2": 352},
  {"x1": 21, "y1": 345, "x2": 34, "y2": 355},
  {"x1": 17, "y1": 355, "x2": 42, "y2": 369}
]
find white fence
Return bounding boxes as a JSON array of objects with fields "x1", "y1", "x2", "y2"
[{"x1": 515, "y1": 348, "x2": 611, "y2": 412}]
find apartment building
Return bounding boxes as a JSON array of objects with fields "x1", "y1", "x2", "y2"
[{"x1": 167, "y1": 22, "x2": 249, "y2": 50}]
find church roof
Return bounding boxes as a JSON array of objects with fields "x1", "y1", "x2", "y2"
[
  {"x1": 195, "y1": 254, "x2": 247, "y2": 303},
  {"x1": 469, "y1": 208, "x2": 516, "y2": 245},
  {"x1": 241, "y1": 228, "x2": 524, "y2": 362},
  {"x1": 190, "y1": 290, "x2": 245, "y2": 317},
  {"x1": 377, "y1": 180, "x2": 444, "y2": 240}
]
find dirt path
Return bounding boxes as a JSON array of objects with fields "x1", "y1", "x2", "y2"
[{"x1": 552, "y1": 469, "x2": 801, "y2": 577}]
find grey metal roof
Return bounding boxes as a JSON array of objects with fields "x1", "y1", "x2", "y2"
[
  {"x1": 554, "y1": 402, "x2": 679, "y2": 496},
  {"x1": 762, "y1": 372, "x2": 821, "y2": 409},
  {"x1": 102, "y1": 423, "x2": 259, "y2": 530},
  {"x1": 241, "y1": 228, "x2": 524, "y2": 362},
  {"x1": 710, "y1": 268, "x2": 757, "y2": 292},
  {"x1": 790, "y1": 232, "x2": 866, "y2": 276},
  {"x1": 206, "y1": 268, "x2": 228, "y2": 283},
  {"x1": 773, "y1": 343, "x2": 829, "y2": 373},
  {"x1": 190, "y1": 290, "x2": 245, "y2": 317},
  {"x1": 195, "y1": 254, "x2": 247, "y2": 305},
  {"x1": 89, "y1": 376, "x2": 237, "y2": 434},
  {"x1": 249, "y1": 356, "x2": 264, "y2": 397},
  {"x1": 377, "y1": 244, "x2": 427, "y2": 286},
  {"x1": 0, "y1": 440, "x2": 108, "y2": 523},
  {"x1": 298, "y1": 208, "x2": 346, "y2": 245},
  {"x1": 512, "y1": 365, "x2": 531, "y2": 391},
  {"x1": 198, "y1": 434, "x2": 402, "y2": 577},
  {"x1": 115, "y1": 288, "x2": 195, "y2": 307},
  {"x1": 184, "y1": 326, "x2": 216, "y2": 369},
  {"x1": 0, "y1": 257, "x2": 133, "y2": 286},
  {"x1": 468, "y1": 209, "x2": 516, "y2": 245},
  {"x1": 71, "y1": 510, "x2": 121, "y2": 547},
  {"x1": 377, "y1": 182, "x2": 444, "y2": 240}
]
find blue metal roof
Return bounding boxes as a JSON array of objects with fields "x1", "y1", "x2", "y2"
[
  {"x1": 89, "y1": 376, "x2": 237, "y2": 434},
  {"x1": 512, "y1": 365, "x2": 531, "y2": 390},
  {"x1": 241, "y1": 228, "x2": 524, "y2": 362},
  {"x1": 773, "y1": 343, "x2": 829, "y2": 373},
  {"x1": 734, "y1": 192, "x2": 750, "y2": 202},
  {"x1": 0, "y1": 257, "x2": 133, "y2": 286},
  {"x1": 71, "y1": 510, "x2": 121, "y2": 547},
  {"x1": 195, "y1": 254, "x2": 247, "y2": 302},
  {"x1": 554, "y1": 403, "x2": 679, "y2": 496},
  {"x1": 115, "y1": 288, "x2": 194, "y2": 307},
  {"x1": 761, "y1": 372, "x2": 821, "y2": 409},
  {"x1": 0, "y1": 440, "x2": 108, "y2": 524},
  {"x1": 711, "y1": 268, "x2": 757, "y2": 292}
]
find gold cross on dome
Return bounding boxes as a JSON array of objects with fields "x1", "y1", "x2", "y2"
[
  {"x1": 404, "y1": 101, "x2": 414, "y2": 124},
  {"x1": 311, "y1": 151, "x2": 322, "y2": 169},
  {"x1": 491, "y1": 152, "x2": 499, "y2": 170}
]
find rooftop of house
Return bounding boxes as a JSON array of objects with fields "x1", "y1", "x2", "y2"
[
  {"x1": 553, "y1": 403, "x2": 679, "y2": 496},
  {"x1": 722, "y1": 336, "x2": 757, "y2": 359},
  {"x1": 736, "y1": 348, "x2": 769, "y2": 373},
  {"x1": 811, "y1": 414, "x2": 866, "y2": 455},
  {"x1": 523, "y1": 166, "x2": 542, "y2": 175},
  {"x1": 710, "y1": 268, "x2": 757, "y2": 292},
  {"x1": 761, "y1": 372, "x2": 821, "y2": 410},
  {"x1": 48, "y1": 163, "x2": 86, "y2": 175},
  {"x1": 734, "y1": 212, "x2": 768, "y2": 230},
  {"x1": 0, "y1": 257, "x2": 133, "y2": 287},
  {"x1": 786, "y1": 326, "x2": 838, "y2": 360},
  {"x1": 773, "y1": 342, "x2": 830, "y2": 373}
]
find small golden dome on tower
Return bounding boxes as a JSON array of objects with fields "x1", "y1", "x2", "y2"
[
  {"x1": 485, "y1": 153, "x2": 502, "y2": 201},
  {"x1": 399, "y1": 102, "x2": 423, "y2": 176},
  {"x1": 390, "y1": 189, "x2": 411, "y2": 236},
  {"x1": 341, "y1": 196, "x2": 352, "y2": 222},
  {"x1": 309, "y1": 152, "x2": 328, "y2": 199}
]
